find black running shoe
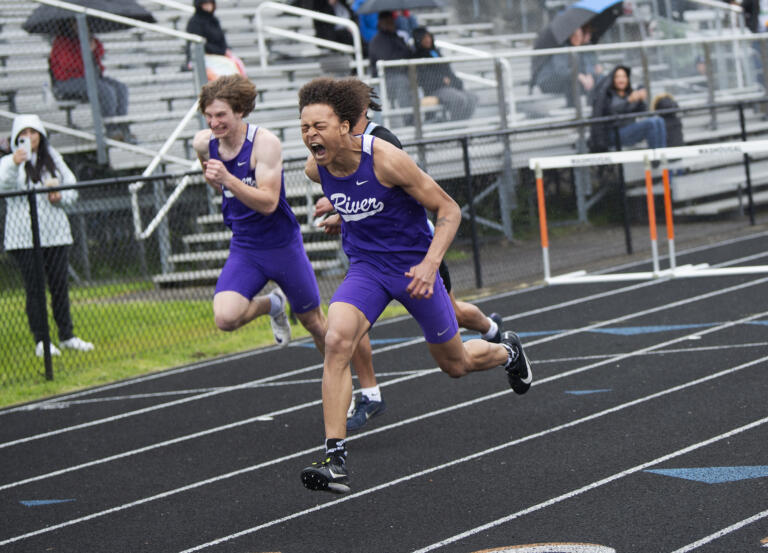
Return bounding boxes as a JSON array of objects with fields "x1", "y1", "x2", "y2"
[
  {"x1": 501, "y1": 331, "x2": 533, "y2": 395},
  {"x1": 487, "y1": 312, "x2": 503, "y2": 343},
  {"x1": 301, "y1": 456, "x2": 350, "y2": 494}
]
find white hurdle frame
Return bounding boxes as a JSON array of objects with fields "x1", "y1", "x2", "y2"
[{"x1": 530, "y1": 140, "x2": 768, "y2": 284}]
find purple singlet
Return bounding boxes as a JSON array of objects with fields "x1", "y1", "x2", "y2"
[
  {"x1": 316, "y1": 134, "x2": 432, "y2": 274},
  {"x1": 209, "y1": 124, "x2": 300, "y2": 248}
]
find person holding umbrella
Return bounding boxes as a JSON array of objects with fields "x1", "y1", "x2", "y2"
[{"x1": 48, "y1": 20, "x2": 136, "y2": 143}]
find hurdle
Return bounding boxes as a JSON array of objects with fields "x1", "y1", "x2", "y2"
[{"x1": 530, "y1": 140, "x2": 768, "y2": 284}]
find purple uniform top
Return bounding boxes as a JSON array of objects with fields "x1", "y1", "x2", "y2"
[
  {"x1": 209, "y1": 124, "x2": 300, "y2": 249},
  {"x1": 317, "y1": 134, "x2": 432, "y2": 274}
]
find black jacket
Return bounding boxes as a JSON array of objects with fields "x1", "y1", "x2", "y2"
[
  {"x1": 412, "y1": 28, "x2": 462, "y2": 95},
  {"x1": 368, "y1": 30, "x2": 412, "y2": 77},
  {"x1": 186, "y1": 9, "x2": 228, "y2": 56},
  {"x1": 589, "y1": 66, "x2": 647, "y2": 152}
]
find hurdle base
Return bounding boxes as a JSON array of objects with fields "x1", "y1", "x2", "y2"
[{"x1": 544, "y1": 263, "x2": 768, "y2": 284}]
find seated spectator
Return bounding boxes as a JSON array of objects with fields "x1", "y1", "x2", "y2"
[
  {"x1": 533, "y1": 25, "x2": 603, "y2": 108},
  {"x1": 368, "y1": 11, "x2": 414, "y2": 124},
  {"x1": 412, "y1": 27, "x2": 476, "y2": 121},
  {"x1": 312, "y1": 0, "x2": 355, "y2": 46},
  {"x1": 49, "y1": 22, "x2": 135, "y2": 143},
  {"x1": 589, "y1": 65, "x2": 667, "y2": 152},
  {"x1": 186, "y1": 0, "x2": 246, "y2": 78}
]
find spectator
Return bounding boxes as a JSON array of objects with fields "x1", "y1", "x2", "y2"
[
  {"x1": 351, "y1": 0, "x2": 378, "y2": 48},
  {"x1": 312, "y1": 0, "x2": 356, "y2": 46},
  {"x1": 49, "y1": 22, "x2": 135, "y2": 143},
  {"x1": 589, "y1": 65, "x2": 667, "y2": 152},
  {"x1": 533, "y1": 25, "x2": 603, "y2": 108},
  {"x1": 368, "y1": 11, "x2": 414, "y2": 124},
  {"x1": 185, "y1": 0, "x2": 246, "y2": 78},
  {"x1": 412, "y1": 27, "x2": 477, "y2": 120},
  {"x1": 0, "y1": 114, "x2": 94, "y2": 358}
]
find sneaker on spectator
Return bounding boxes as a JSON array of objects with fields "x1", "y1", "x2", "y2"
[
  {"x1": 35, "y1": 341, "x2": 61, "y2": 357},
  {"x1": 60, "y1": 336, "x2": 94, "y2": 352}
]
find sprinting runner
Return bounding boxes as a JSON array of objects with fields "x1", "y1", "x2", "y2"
[
  {"x1": 313, "y1": 79, "x2": 504, "y2": 432},
  {"x1": 191, "y1": 75, "x2": 375, "y2": 380},
  {"x1": 298, "y1": 77, "x2": 532, "y2": 494}
]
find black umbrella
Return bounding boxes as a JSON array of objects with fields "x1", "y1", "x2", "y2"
[
  {"x1": 23, "y1": 0, "x2": 156, "y2": 35},
  {"x1": 356, "y1": 0, "x2": 443, "y2": 15},
  {"x1": 531, "y1": 0, "x2": 622, "y2": 87},
  {"x1": 535, "y1": 0, "x2": 623, "y2": 50}
]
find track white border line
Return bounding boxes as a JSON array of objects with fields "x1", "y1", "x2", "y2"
[
  {"x1": 1, "y1": 312, "x2": 765, "y2": 547},
  {"x1": 3, "y1": 229, "x2": 766, "y2": 415},
  {"x1": 668, "y1": 508, "x2": 768, "y2": 553}
]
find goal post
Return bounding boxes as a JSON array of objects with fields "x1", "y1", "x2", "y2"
[{"x1": 529, "y1": 139, "x2": 768, "y2": 284}]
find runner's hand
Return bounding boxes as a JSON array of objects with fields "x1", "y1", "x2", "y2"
[
  {"x1": 314, "y1": 196, "x2": 333, "y2": 216},
  {"x1": 405, "y1": 259, "x2": 439, "y2": 300},
  {"x1": 202, "y1": 160, "x2": 226, "y2": 193},
  {"x1": 318, "y1": 213, "x2": 342, "y2": 235}
]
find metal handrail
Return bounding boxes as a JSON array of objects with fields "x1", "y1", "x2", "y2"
[{"x1": 255, "y1": 1, "x2": 364, "y2": 78}]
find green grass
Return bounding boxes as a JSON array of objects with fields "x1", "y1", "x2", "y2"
[{"x1": 0, "y1": 284, "x2": 409, "y2": 409}]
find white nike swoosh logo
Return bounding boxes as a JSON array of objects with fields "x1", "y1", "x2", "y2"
[
  {"x1": 301, "y1": 302, "x2": 314, "y2": 310},
  {"x1": 436, "y1": 327, "x2": 450, "y2": 336},
  {"x1": 328, "y1": 468, "x2": 346, "y2": 479},
  {"x1": 237, "y1": 161, "x2": 247, "y2": 166},
  {"x1": 356, "y1": 180, "x2": 367, "y2": 186}
]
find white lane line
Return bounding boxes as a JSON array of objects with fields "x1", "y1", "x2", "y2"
[
  {"x1": 5, "y1": 272, "x2": 766, "y2": 450},
  {"x1": 2, "y1": 314, "x2": 765, "y2": 546},
  {"x1": 0, "y1": 370, "x2": 435, "y2": 492},
  {"x1": 4, "y1": 230, "x2": 764, "y2": 416},
  {"x1": 34, "y1": 343, "x2": 768, "y2": 409},
  {"x1": 175, "y1": 354, "x2": 768, "y2": 553},
  {"x1": 2, "y1": 297, "x2": 766, "y2": 495},
  {"x1": 667, "y1": 508, "x2": 768, "y2": 553}
]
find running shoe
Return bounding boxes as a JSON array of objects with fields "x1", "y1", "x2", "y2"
[
  {"x1": 487, "y1": 312, "x2": 503, "y2": 343},
  {"x1": 501, "y1": 331, "x2": 533, "y2": 395},
  {"x1": 301, "y1": 456, "x2": 350, "y2": 494},
  {"x1": 347, "y1": 395, "x2": 386, "y2": 431},
  {"x1": 269, "y1": 288, "x2": 291, "y2": 346}
]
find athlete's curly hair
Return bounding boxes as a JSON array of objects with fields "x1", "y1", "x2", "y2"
[
  {"x1": 298, "y1": 77, "x2": 368, "y2": 128},
  {"x1": 338, "y1": 77, "x2": 382, "y2": 113},
  {"x1": 198, "y1": 75, "x2": 256, "y2": 116}
]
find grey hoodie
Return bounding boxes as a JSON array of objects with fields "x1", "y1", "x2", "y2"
[{"x1": 0, "y1": 114, "x2": 78, "y2": 250}]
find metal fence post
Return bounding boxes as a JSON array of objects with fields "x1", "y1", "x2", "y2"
[
  {"x1": 76, "y1": 13, "x2": 107, "y2": 165},
  {"x1": 27, "y1": 190, "x2": 54, "y2": 380},
  {"x1": 408, "y1": 65, "x2": 427, "y2": 169},
  {"x1": 613, "y1": 124, "x2": 633, "y2": 255},
  {"x1": 703, "y1": 43, "x2": 718, "y2": 129},
  {"x1": 494, "y1": 59, "x2": 514, "y2": 239},
  {"x1": 461, "y1": 137, "x2": 483, "y2": 289},
  {"x1": 738, "y1": 102, "x2": 756, "y2": 225}
]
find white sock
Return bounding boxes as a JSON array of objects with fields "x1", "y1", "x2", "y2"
[
  {"x1": 361, "y1": 385, "x2": 381, "y2": 402},
  {"x1": 481, "y1": 317, "x2": 498, "y2": 340},
  {"x1": 268, "y1": 291, "x2": 283, "y2": 316}
]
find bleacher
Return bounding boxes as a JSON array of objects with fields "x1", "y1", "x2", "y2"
[{"x1": 2, "y1": 0, "x2": 767, "y2": 287}]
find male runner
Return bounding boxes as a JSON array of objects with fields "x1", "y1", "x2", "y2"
[
  {"x1": 298, "y1": 77, "x2": 532, "y2": 494},
  {"x1": 313, "y1": 79, "x2": 504, "y2": 432},
  {"x1": 192, "y1": 75, "x2": 375, "y2": 376}
]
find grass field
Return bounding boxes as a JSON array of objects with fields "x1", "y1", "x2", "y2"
[{"x1": 0, "y1": 281, "x2": 409, "y2": 409}]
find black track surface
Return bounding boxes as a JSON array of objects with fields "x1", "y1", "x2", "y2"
[{"x1": 2, "y1": 233, "x2": 768, "y2": 553}]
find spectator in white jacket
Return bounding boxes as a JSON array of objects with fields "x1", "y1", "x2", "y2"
[{"x1": 0, "y1": 114, "x2": 94, "y2": 357}]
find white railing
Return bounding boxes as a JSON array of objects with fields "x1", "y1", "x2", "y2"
[{"x1": 255, "y1": 1, "x2": 364, "y2": 78}]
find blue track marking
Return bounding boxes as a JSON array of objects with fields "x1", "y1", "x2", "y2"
[
  {"x1": 565, "y1": 389, "x2": 613, "y2": 395},
  {"x1": 20, "y1": 499, "x2": 76, "y2": 506},
  {"x1": 645, "y1": 466, "x2": 768, "y2": 484}
]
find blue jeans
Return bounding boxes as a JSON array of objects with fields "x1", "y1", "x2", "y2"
[{"x1": 619, "y1": 116, "x2": 667, "y2": 149}]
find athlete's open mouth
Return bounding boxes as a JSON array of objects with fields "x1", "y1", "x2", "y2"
[{"x1": 310, "y1": 142, "x2": 326, "y2": 157}]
